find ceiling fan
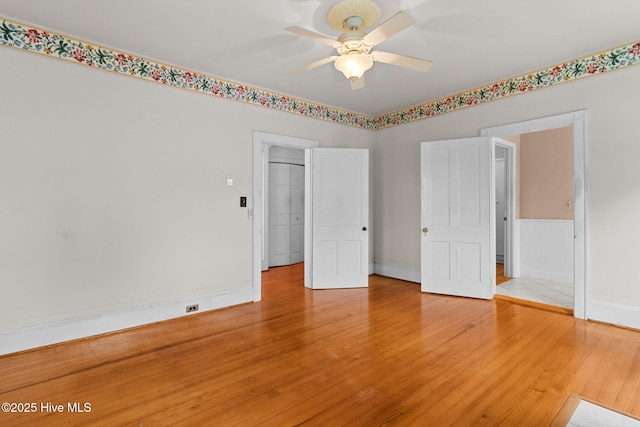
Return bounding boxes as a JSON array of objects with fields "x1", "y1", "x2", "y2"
[{"x1": 286, "y1": 0, "x2": 432, "y2": 90}]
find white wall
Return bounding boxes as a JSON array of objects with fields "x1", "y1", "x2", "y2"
[
  {"x1": 0, "y1": 47, "x2": 373, "y2": 352},
  {"x1": 373, "y1": 66, "x2": 640, "y2": 325},
  {"x1": 3, "y1": 40, "x2": 640, "y2": 351}
]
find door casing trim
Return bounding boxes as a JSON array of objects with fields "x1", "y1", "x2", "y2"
[
  {"x1": 481, "y1": 110, "x2": 588, "y2": 319},
  {"x1": 252, "y1": 131, "x2": 318, "y2": 302}
]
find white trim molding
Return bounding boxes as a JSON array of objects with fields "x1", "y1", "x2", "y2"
[
  {"x1": 252, "y1": 131, "x2": 318, "y2": 302},
  {"x1": 588, "y1": 300, "x2": 640, "y2": 330},
  {"x1": 374, "y1": 262, "x2": 421, "y2": 283},
  {"x1": 481, "y1": 110, "x2": 588, "y2": 319},
  {"x1": 0, "y1": 288, "x2": 253, "y2": 356}
]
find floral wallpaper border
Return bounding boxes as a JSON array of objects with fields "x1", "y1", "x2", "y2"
[
  {"x1": 1, "y1": 18, "x2": 639, "y2": 131},
  {"x1": 376, "y1": 40, "x2": 640, "y2": 130},
  {"x1": 0, "y1": 19, "x2": 376, "y2": 130}
]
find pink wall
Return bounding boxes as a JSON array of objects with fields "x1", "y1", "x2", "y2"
[{"x1": 518, "y1": 127, "x2": 574, "y2": 220}]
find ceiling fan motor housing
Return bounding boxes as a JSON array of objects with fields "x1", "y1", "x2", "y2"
[
  {"x1": 328, "y1": 0, "x2": 381, "y2": 32},
  {"x1": 337, "y1": 31, "x2": 370, "y2": 55}
]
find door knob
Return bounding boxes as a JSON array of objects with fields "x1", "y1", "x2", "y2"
[
  {"x1": 362, "y1": 226, "x2": 367, "y2": 231},
  {"x1": 422, "y1": 227, "x2": 429, "y2": 234}
]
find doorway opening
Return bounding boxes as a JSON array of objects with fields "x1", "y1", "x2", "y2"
[
  {"x1": 482, "y1": 110, "x2": 587, "y2": 319},
  {"x1": 495, "y1": 145, "x2": 509, "y2": 285},
  {"x1": 252, "y1": 132, "x2": 318, "y2": 302},
  {"x1": 253, "y1": 133, "x2": 371, "y2": 300},
  {"x1": 267, "y1": 147, "x2": 305, "y2": 269},
  {"x1": 494, "y1": 127, "x2": 575, "y2": 311},
  {"x1": 495, "y1": 146, "x2": 508, "y2": 267}
]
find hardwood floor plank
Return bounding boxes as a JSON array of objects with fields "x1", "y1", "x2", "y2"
[
  {"x1": 496, "y1": 263, "x2": 510, "y2": 285},
  {"x1": 1, "y1": 265, "x2": 640, "y2": 426}
]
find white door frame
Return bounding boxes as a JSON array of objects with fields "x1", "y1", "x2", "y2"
[
  {"x1": 493, "y1": 139, "x2": 518, "y2": 279},
  {"x1": 481, "y1": 110, "x2": 588, "y2": 319},
  {"x1": 252, "y1": 131, "x2": 318, "y2": 302},
  {"x1": 495, "y1": 156, "x2": 506, "y2": 264}
]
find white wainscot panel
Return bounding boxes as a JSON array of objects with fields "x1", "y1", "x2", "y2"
[{"x1": 519, "y1": 219, "x2": 574, "y2": 283}]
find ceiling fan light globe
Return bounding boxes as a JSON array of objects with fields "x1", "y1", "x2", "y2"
[{"x1": 334, "y1": 54, "x2": 373, "y2": 80}]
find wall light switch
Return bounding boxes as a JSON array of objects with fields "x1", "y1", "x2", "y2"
[
  {"x1": 226, "y1": 175, "x2": 233, "y2": 186},
  {"x1": 240, "y1": 196, "x2": 247, "y2": 207},
  {"x1": 564, "y1": 200, "x2": 573, "y2": 210}
]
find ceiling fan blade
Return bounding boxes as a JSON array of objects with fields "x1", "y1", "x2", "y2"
[
  {"x1": 371, "y1": 51, "x2": 432, "y2": 72},
  {"x1": 285, "y1": 26, "x2": 340, "y2": 48},
  {"x1": 350, "y1": 76, "x2": 366, "y2": 90},
  {"x1": 362, "y1": 12, "x2": 416, "y2": 47},
  {"x1": 287, "y1": 56, "x2": 338, "y2": 76}
]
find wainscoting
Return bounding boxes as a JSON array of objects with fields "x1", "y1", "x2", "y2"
[{"x1": 519, "y1": 219, "x2": 574, "y2": 283}]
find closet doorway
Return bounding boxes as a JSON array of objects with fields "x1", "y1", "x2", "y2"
[{"x1": 268, "y1": 147, "x2": 305, "y2": 268}]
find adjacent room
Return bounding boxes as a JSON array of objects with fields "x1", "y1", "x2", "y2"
[{"x1": 1, "y1": 0, "x2": 640, "y2": 425}]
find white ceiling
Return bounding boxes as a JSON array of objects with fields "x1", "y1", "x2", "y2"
[{"x1": 1, "y1": 0, "x2": 639, "y2": 116}]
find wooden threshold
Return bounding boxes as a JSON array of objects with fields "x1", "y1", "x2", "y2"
[{"x1": 494, "y1": 293, "x2": 574, "y2": 315}]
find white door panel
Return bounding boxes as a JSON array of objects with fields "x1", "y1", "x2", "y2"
[
  {"x1": 268, "y1": 163, "x2": 305, "y2": 267},
  {"x1": 495, "y1": 157, "x2": 506, "y2": 263},
  {"x1": 290, "y1": 164, "x2": 304, "y2": 264},
  {"x1": 311, "y1": 148, "x2": 368, "y2": 289},
  {"x1": 421, "y1": 137, "x2": 495, "y2": 299},
  {"x1": 268, "y1": 163, "x2": 290, "y2": 267}
]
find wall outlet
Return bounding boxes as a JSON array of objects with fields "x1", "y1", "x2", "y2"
[
  {"x1": 186, "y1": 304, "x2": 199, "y2": 313},
  {"x1": 564, "y1": 200, "x2": 573, "y2": 210}
]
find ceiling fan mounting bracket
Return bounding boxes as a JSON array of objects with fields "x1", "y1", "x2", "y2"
[
  {"x1": 328, "y1": 0, "x2": 381, "y2": 32},
  {"x1": 345, "y1": 15, "x2": 363, "y2": 31}
]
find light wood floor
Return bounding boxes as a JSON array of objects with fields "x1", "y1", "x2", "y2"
[
  {"x1": 496, "y1": 263, "x2": 510, "y2": 285},
  {"x1": 2, "y1": 264, "x2": 640, "y2": 426}
]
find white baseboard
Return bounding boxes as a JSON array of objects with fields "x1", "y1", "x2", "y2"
[
  {"x1": 0, "y1": 287, "x2": 253, "y2": 356},
  {"x1": 588, "y1": 300, "x2": 640, "y2": 330},
  {"x1": 374, "y1": 262, "x2": 420, "y2": 283}
]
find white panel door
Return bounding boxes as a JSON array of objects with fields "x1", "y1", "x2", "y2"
[
  {"x1": 495, "y1": 157, "x2": 506, "y2": 263},
  {"x1": 290, "y1": 164, "x2": 305, "y2": 264},
  {"x1": 268, "y1": 163, "x2": 290, "y2": 267},
  {"x1": 421, "y1": 137, "x2": 495, "y2": 299},
  {"x1": 311, "y1": 148, "x2": 368, "y2": 289}
]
